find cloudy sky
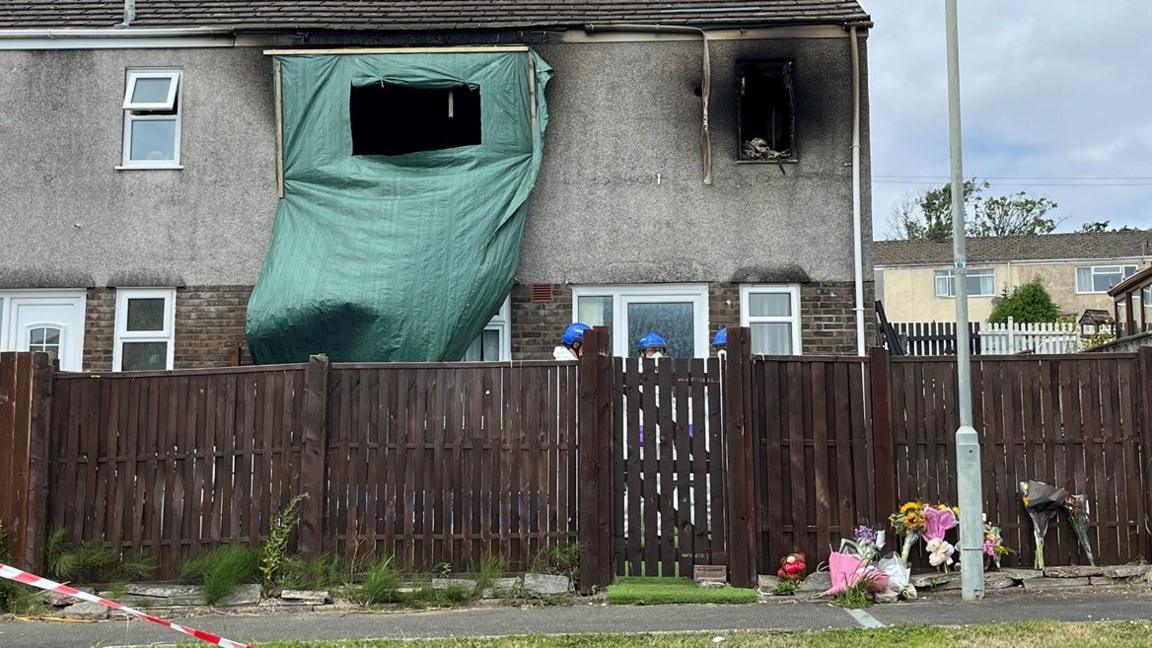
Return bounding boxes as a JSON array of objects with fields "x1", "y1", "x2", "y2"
[{"x1": 864, "y1": 1, "x2": 1152, "y2": 239}]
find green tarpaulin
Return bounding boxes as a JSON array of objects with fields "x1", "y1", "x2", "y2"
[{"x1": 247, "y1": 50, "x2": 551, "y2": 363}]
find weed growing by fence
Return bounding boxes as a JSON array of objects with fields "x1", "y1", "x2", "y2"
[
  {"x1": 260, "y1": 494, "x2": 307, "y2": 596},
  {"x1": 831, "y1": 581, "x2": 872, "y2": 609},
  {"x1": 285, "y1": 553, "x2": 349, "y2": 591},
  {"x1": 529, "y1": 543, "x2": 581, "y2": 587},
  {"x1": 355, "y1": 557, "x2": 403, "y2": 605},
  {"x1": 43, "y1": 529, "x2": 156, "y2": 584},
  {"x1": 773, "y1": 580, "x2": 797, "y2": 596},
  {"x1": 181, "y1": 545, "x2": 260, "y2": 605},
  {"x1": 472, "y1": 555, "x2": 508, "y2": 596}
]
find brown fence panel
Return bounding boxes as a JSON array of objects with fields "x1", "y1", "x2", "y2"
[
  {"x1": 612, "y1": 357, "x2": 725, "y2": 577},
  {"x1": 48, "y1": 365, "x2": 308, "y2": 578},
  {"x1": 0, "y1": 352, "x2": 52, "y2": 570},
  {"x1": 325, "y1": 361, "x2": 579, "y2": 574},
  {"x1": 889, "y1": 354, "x2": 1149, "y2": 567},
  {"x1": 751, "y1": 356, "x2": 874, "y2": 569}
]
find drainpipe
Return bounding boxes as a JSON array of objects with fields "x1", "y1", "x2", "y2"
[
  {"x1": 848, "y1": 25, "x2": 866, "y2": 356},
  {"x1": 584, "y1": 24, "x2": 712, "y2": 185},
  {"x1": 116, "y1": 0, "x2": 136, "y2": 28}
]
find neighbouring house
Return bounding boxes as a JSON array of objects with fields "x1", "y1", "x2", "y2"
[
  {"x1": 1100, "y1": 265, "x2": 1152, "y2": 351},
  {"x1": 0, "y1": 0, "x2": 874, "y2": 371},
  {"x1": 874, "y1": 231, "x2": 1152, "y2": 323}
]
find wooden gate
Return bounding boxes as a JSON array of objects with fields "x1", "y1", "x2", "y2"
[{"x1": 611, "y1": 357, "x2": 727, "y2": 577}]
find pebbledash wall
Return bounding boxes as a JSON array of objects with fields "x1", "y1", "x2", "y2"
[{"x1": 1, "y1": 29, "x2": 872, "y2": 368}]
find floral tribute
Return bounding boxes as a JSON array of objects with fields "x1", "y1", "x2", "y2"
[
  {"x1": 889, "y1": 501, "x2": 928, "y2": 565},
  {"x1": 1020, "y1": 480, "x2": 1069, "y2": 570},
  {"x1": 1063, "y1": 494, "x2": 1095, "y2": 566},
  {"x1": 922, "y1": 505, "x2": 959, "y2": 571},
  {"x1": 983, "y1": 521, "x2": 1009, "y2": 569}
]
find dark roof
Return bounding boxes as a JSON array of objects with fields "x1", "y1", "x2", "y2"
[
  {"x1": 0, "y1": 1, "x2": 870, "y2": 31},
  {"x1": 874, "y1": 231, "x2": 1152, "y2": 267}
]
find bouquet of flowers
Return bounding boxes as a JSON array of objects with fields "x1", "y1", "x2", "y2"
[
  {"x1": 922, "y1": 504, "x2": 959, "y2": 571},
  {"x1": 1020, "y1": 480, "x2": 1069, "y2": 570},
  {"x1": 1064, "y1": 494, "x2": 1095, "y2": 566},
  {"x1": 824, "y1": 551, "x2": 890, "y2": 597},
  {"x1": 845, "y1": 526, "x2": 886, "y2": 565},
  {"x1": 889, "y1": 501, "x2": 927, "y2": 565},
  {"x1": 983, "y1": 520, "x2": 1009, "y2": 570}
]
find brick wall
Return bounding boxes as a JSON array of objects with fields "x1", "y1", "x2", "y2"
[
  {"x1": 801, "y1": 281, "x2": 875, "y2": 355},
  {"x1": 510, "y1": 283, "x2": 573, "y2": 360},
  {"x1": 174, "y1": 286, "x2": 252, "y2": 368},
  {"x1": 82, "y1": 288, "x2": 115, "y2": 371},
  {"x1": 81, "y1": 285, "x2": 252, "y2": 371}
]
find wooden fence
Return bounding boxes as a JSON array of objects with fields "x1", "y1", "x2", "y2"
[
  {"x1": 28, "y1": 357, "x2": 578, "y2": 579},
  {"x1": 3, "y1": 340, "x2": 1151, "y2": 589}
]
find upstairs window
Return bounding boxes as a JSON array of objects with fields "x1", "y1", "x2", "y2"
[
  {"x1": 1076, "y1": 264, "x2": 1137, "y2": 294},
  {"x1": 935, "y1": 268, "x2": 996, "y2": 297},
  {"x1": 121, "y1": 70, "x2": 182, "y2": 169},
  {"x1": 350, "y1": 82, "x2": 481, "y2": 156},
  {"x1": 737, "y1": 60, "x2": 796, "y2": 162}
]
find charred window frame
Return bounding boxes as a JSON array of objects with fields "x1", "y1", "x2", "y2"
[
  {"x1": 350, "y1": 82, "x2": 482, "y2": 156},
  {"x1": 737, "y1": 60, "x2": 796, "y2": 162}
]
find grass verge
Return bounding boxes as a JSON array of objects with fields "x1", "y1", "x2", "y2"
[
  {"x1": 604, "y1": 577, "x2": 758, "y2": 605},
  {"x1": 255, "y1": 621, "x2": 1152, "y2": 647}
]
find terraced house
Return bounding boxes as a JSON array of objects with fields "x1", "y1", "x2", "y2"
[{"x1": 0, "y1": 0, "x2": 875, "y2": 370}]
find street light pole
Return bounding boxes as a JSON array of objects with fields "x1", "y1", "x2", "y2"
[{"x1": 944, "y1": 0, "x2": 985, "y2": 601}]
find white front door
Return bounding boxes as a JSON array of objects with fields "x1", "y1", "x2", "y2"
[{"x1": 0, "y1": 291, "x2": 86, "y2": 371}]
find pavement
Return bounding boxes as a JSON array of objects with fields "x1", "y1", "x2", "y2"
[{"x1": 0, "y1": 589, "x2": 1149, "y2": 647}]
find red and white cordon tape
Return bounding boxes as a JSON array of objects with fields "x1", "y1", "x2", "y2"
[{"x1": 0, "y1": 561, "x2": 253, "y2": 648}]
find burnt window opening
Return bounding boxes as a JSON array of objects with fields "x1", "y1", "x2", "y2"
[
  {"x1": 350, "y1": 82, "x2": 481, "y2": 156},
  {"x1": 737, "y1": 60, "x2": 796, "y2": 162}
]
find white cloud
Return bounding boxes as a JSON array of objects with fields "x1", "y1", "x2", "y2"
[{"x1": 864, "y1": 0, "x2": 1152, "y2": 238}]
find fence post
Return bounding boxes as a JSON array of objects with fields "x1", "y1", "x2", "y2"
[
  {"x1": 578, "y1": 328, "x2": 612, "y2": 593},
  {"x1": 1138, "y1": 346, "x2": 1152, "y2": 560},
  {"x1": 868, "y1": 347, "x2": 896, "y2": 520},
  {"x1": 723, "y1": 328, "x2": 757, "y2": 588},
  {"x1": 1007, "y1": 316, "x2": 1016, "y2": 354},
  {"x1": 298, "y1": 354, "x2": 330, "y2": 558},
  {"x1": 0, "y1": 352, "x2": 52, "y2": 571}
]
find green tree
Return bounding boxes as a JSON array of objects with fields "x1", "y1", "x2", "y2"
[
  {"x1": 1077, "y1": 220, "x2": 1141, "y2": 233},
  {"x1": 891, "y1": 180, "x2": 1059, "y2": 240},
  {"x1": 987, "y1": 279, "x2": 1061, "y2": 323}
]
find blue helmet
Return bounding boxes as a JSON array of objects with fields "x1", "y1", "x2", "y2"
[
  {"x1": 638, "y1": 332, "x2": 667, "y2": 351},
  {"x1": 562, "y1": 322, "x2": 592, "y2": 347},
  {"x1": 712, "y1": 327, "x2": 728, "y2": 348}
]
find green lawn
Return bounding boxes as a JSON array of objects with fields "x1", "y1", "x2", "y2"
[
  {"x1": 258, "y1": 621, "x2": 1152, "y2": 648},
  {"x1": 604, "y1": 577, "x2": 759, "y2": 605}
]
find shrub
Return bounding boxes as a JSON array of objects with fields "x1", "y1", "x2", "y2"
[
  {"x1": 988, "y1": 279, "x2": 1060, "y2": 324},
  {"x1": 259, "y1": 494, "x2": 306, "y2": 596},
  {"x1": 181, "y1": 545, "x2": 260, "y2": 605},
  {"x1": 355, "y1": 557, "x2": 402, "y2": 605}
]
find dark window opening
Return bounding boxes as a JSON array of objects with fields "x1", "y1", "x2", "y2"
[
  {"x1": 350, "y1": 82, "x2": 481, "y2": 156},
  {"x1": 737, "y1": 60, "x2": 796, "y2": 161}
]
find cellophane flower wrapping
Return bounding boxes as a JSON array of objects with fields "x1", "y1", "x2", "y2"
[
  {"x1": 1064, "y1": 494, "x2": 1095, "y2": 566},
  {"x1": 824, "y1": 551, "x2": 890, "y2": 597},
  {"x1": 1020, "y1": 480, "x2": 1069, "y2": 570},
  {"x1": 983, "y1": 521, "x2": 1006, "y2": 569},
  {"x1": 851, "y1": 526, "x2": 885, "y2": 565}
]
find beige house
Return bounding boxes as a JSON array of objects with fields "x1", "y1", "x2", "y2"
[{"x1": 874, "y1": 231, "x2": 1152, "y2": 322}]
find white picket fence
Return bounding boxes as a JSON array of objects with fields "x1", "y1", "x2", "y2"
[{"x1": 979, "y1": 317, "x2": 1082, "y2": 354}]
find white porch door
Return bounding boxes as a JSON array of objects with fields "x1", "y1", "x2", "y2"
[{"x1": 1, "y1": 292, "x2": 86, "y2": 371}]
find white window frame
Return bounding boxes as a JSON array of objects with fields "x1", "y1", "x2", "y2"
[
  {"x1": 934, "y1": 268, "x2": 995, "y2": 298},
  {"x1": 113, "y1": 288, "x2": 176, "y2": 372},
  {"x1": 119, "y1": 69, "x2": 183, "y2": 170},
  {"x1": 739, "y1": 284, "x2": 802, "y2": 356},
  {"x1": 571, "y1": 284, "x2": 710, "y2": 358},
  {"x1": 123, "y1": 70, "x2": 180, "y2": 111},
  {"x1": 463, "y1": 297, "x2": 511, "y2": 361},
  {"x1": 1075, "y1": 264, "x2": 1138, "y2": 294}
]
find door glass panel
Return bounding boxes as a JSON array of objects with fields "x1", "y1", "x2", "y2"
[
  {"x1": 121, "y1": 341, "x2": 168, "y2": 371},
  {"x1": 577, "y1": 295, "x2": 613, "y2": 348},
  {"x1": 751, "y1": 322, "x2": 793, "y2": 355},
  {"x1": 127, "y1": 298, "x2": 166, "y2": 331},
  {"x1": 27, "y1": 326, "x2": 62, "y2": 361},
  {"x1": 626, "y1": 301, "x2": 694, "y2": 358}
]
